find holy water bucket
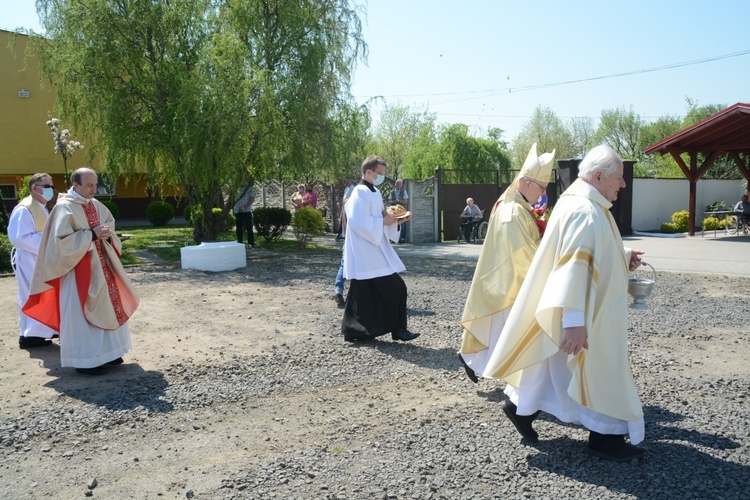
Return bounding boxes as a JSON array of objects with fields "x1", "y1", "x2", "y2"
[{"x1": 628, "y1": 262, "x2": 656, "y2": 310}]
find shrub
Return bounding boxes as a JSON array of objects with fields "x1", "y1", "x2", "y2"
[
  {"x1": 146, "y1": 200, "x2": 175, "y2": 226},
  {"x1": 660, "y1": 222, "x2": 680, "y2": 233},
  {"x1": 212, "y1": 208, "x2": 235, "y2": 231},
  {"x1": 185, "y1": 205, "x2": 235, "y2": 231},
  {"x1": 0, "y1": 234, "x2": 13, "y2": 273},
  {"x1": 292, "y1": 207, "x2": 326, "y2": 245},
  {"x1": 254, "y1": 207, "x2": 292, "y2": 243},
  {"x1": 705, "y1": 201, "x2": 726, "y2": 212},
  {"x1": 0, "y1": 197, "x2": 8, "y2": 234},
  {"x1": 670, "y1": 210, "x2": 690, "y2": 232},
  {"x1": 17, "y1": 175, "x2": 32, "y2": 201},
  {"x1": 100, "y1": 200, "x2": 120, "y2": 220},
  {"x1": 702, "y1": 216, "x2": 721, "y2": 231}
]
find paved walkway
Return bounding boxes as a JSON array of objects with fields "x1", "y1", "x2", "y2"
[
  {"x1": 118, "y1": 217, "x2": 750, "y2": 277},
  {"x1": 313, "y1": 232, "x2": 750, "y2": 277}
]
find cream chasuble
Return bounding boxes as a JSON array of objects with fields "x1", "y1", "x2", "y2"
[
  {"x1": 484, "y1": 179, "x2": 643, "y2": 428},
  {"x1": 23, "y1": 192, "x2": 139, "y2": 333},
  {"x1": 459, "y1": 189, "x2": 540, "y2": 371}
]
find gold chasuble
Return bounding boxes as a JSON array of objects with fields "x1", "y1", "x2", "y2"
[
  {"x1": 23, "y1": 193, "x2": 139, "y2": 332},
  {"x1": 18, "y1": 196, "x2": 48, "y2": 232},
  {"x1": 484, "y1": 179, "x2": 642, "y2": 423},
  {"x1": 459, "y1": 189, "x2": 540, "y2": 354}
]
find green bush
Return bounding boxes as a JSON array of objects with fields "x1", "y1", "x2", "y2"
[
  {"x1": 670, "y1": 210, "x2": 690, "y2": 232},
  {"x1": 101, "y1": 200, "x2": 120, "y2": 220},
  {"x1": 660, "y1": 222, "x2": 680, "y2": 233},
  {"x1": 0, "y1": 198, "x2": 8, "y2": 234},
  {"x1": 185, "y1": 205, "x2": 235, "y2": 231},
  {"x1": 702, "y1": 216, "x2": 721, "y2": 231},
  {"x1": 254, "y1": 207, "x2": 292, "y2": 243},
  {"x1": 292, "y1": 207, "x2": 326, "y2": 245},
  {"x1": 212, "y1": 208, "x2": 235, "y2": 231},
  {"x1": 17, "y1": 175, "x2": 32, "y2": 201},
  {"x1": 705, "y1": 201, "x2": 726, "y2": 212},
  {"x1": 146, "y1": 200, "x2": 175, "y2": 226},
  {"x1": 0, "y1": 234, "x2": 13, "y2": 273}
]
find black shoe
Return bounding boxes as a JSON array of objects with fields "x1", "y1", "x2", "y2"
[
  {"x1": 587, "y1": 432, "x2": 645, "y2": 462},
  {"x1": 333, "y1": 293, "x2": 345, "y2": 307},
  {"x1": 502, "y1": 399, "x2": 541, "y2": 442},
  {"x1": 105, "y1": 357, "x2": 124, "y2": 366},
  {"x1": 19, "y1": 336, "x2": 53, "y2": 349},
  {"x1": 391, "y1": 329, "x2": 420, "y2": 341},
  {"x1": 75, "y1": 366, "x2": 108, "y2": 376},
  {"x1": 457, "y1": 353, "x2": 479, "y2": 383}
]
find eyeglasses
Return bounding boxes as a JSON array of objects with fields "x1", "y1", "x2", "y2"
[
  {"x1": 35, "y1": 184, "x2": 54, "y2": 189},
  {"x1": 527, "y1": 179, "x2": 546, "y2": 192}
]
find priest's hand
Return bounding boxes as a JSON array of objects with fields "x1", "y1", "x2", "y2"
[
  {"x1": 94, "y1": 225, "x2": 112, "y2": 240},
  {"x1": 560, "y1": 326, "x2": 588, "y2": 355},
  {"x1": 629, "y1": 250, "x2": 644, "y2": 271}
]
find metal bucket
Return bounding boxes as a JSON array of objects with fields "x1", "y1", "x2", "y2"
[{"x1": 628, "y1": 262, "x2": 656, "y2": 310}]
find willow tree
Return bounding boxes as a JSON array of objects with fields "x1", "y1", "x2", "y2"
[{"x1": 33, "y1": 0, "x2": 366, "y2": 242}]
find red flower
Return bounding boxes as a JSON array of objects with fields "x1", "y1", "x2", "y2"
[{"x1": 534, "y1": 218, "x2": 547, "y2": 237}]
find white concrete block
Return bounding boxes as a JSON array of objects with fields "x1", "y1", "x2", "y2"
[{"x1": 180, "y1": 241, "x2": 246, "y2": 272}]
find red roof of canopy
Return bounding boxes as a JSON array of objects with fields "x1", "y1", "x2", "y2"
[{"x1": 643, "y1": 102, "x2": 750, "y2": 155}]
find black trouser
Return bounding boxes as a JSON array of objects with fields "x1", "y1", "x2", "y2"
[
  {"x1": 235, "y1": 211, "x2": 254, "y2": 245},
  {"x1": 462, "y1": 219, "x2": 479, "y2": 241}
]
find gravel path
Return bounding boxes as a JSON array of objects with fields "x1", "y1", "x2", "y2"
[{"x1": 0, "y1": 248, "x2": 748, "y2": 499}]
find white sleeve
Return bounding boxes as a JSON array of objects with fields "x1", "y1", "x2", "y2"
[
  {"x1": 7, "y1": 207, "x2": 43, "y2": 255},
  {"x1": 562, "y1": 309, "x2": 585, "y2": 328}
]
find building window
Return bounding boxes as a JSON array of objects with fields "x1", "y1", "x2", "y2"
[
  {"x1": 95, "y1": 174, "x2": 116, "y2": 197},
  {"x1": 0, "y1": 184, "x2": 17, "y2": 200}
]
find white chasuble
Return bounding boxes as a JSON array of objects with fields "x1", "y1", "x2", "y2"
[{"x1": 484, "y1": 179, "x2": 644, "y2": 443}]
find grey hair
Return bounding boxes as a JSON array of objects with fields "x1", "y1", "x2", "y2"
[
  {"x1": 28, "y1": 173, "x2": 51, "y2": 189},
  {"x1": 578, "y1": 145, "x2": 622, "y2": 181}
]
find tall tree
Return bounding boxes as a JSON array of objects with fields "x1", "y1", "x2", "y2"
[
  {"x1": 371, "y1": 103, "x2": 436, "y2": 180},
  {"x1": 681, "y1": 98, "x2": 738, "y2": 180},
  {"x1": 595, "y1": 106, "x2": 645, "y2": 162},
  {"x1": 569, "y1": 116, "x2": 596, "y2": 159},
  {"x1": 511, "y1": 106, "x2": 574, "y2": 170},
  {"x1": 33, "y1": 0, "x2": 365, "y2": 242},
  {"x1": 435, "y1": 124, "x2": 511, "y2": 183}
]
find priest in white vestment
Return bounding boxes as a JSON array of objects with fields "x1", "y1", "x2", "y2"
[
  {"x1": 7, "y1": 173, "x2": 58, "y2": 349},
  {"x1": 341, "y1": 155, "x2": 419, "y2": 342},
  {"x1": 458, "y1": 143, "x2": 555, "y2": 382},
  {"x1": 23, "y1": 168, "x2": 139, "y2": 376},
  {"x1": 484, "y1": 145, "x2": 647, "y2": 462}
]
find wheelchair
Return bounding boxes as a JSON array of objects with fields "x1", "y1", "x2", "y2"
[
  {"x1": 726, "y1": 213, "x2": 750, "y2": 235},
  {"x1": 457, "y1": 216, "x2": 488, "y2": 244}
]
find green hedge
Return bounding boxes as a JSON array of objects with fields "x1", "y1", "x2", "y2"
[
  {"x1": 147, "y1": 201, "x2": 175, "y2": 226},
  {"x1": 253, "y1": 207, "x2": 291, "y2": 243},
  {"x1": 101, "y1": 200, "x2": 120, "y2": 220},
  {"x1": 0, "y1": 234, "x2": 13, "y2": 273}
]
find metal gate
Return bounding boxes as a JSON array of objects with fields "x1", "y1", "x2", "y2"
[{"x1": 436, "y1": 167, "x2": 559, "y2": 241}]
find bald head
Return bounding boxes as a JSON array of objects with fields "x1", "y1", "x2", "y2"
[{"x1": 71, "y1": 168, "x2": 98, "y2": 199}]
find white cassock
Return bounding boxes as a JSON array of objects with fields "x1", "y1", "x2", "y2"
[{"x1": 7, "y1": 200, "x2": 57, "y2": 339}]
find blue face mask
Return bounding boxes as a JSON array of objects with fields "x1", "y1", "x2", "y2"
[
  {"x1": 41, "y1": 187, "x2": 55, "y2": 201},
  {"x1": 373, "y1": 174, "x2": 385, "y2": 186}
]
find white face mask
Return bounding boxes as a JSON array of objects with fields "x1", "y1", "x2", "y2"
[
  {"x1": 40, "y1": 187, "x2": 54, "y2": 201},
  {"x1": 373, "y1": 173, "x2": 385, "y2": 186}
]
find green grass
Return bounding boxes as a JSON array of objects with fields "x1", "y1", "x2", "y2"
[{"x1": 118, "y1": 225, "x2": 333, "y2": 263}]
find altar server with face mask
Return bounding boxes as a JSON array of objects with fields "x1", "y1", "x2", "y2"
[{"x1": 7, "y1": 173, "x2": 58, "y2": 348}]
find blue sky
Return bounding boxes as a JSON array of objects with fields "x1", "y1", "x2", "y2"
[{"x1": 3, "y1": 0, "x2": 749, "y2": 142}]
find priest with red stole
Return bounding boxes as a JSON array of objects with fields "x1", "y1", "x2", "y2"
[{"x1": 24, "y1": 168, "x2": 138, "y2": 375}]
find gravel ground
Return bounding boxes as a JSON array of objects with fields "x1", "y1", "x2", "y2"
[{"x1": 0, "y1": 247, "x2": 749, "y2": 499}]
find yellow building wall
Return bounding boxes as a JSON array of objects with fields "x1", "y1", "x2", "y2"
[{"x1": 1, "y1": 30, "x2": 184, "y2": 217}]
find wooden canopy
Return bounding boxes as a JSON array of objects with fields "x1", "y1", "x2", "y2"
[{"x1": 643, "y1": 102, "x2": 750, "y2": 235}]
